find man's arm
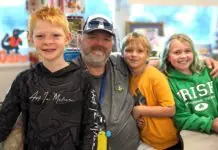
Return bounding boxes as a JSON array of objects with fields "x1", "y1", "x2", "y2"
[{"x1": 2, "y1": 114, "x2": 24, "y2": 150}]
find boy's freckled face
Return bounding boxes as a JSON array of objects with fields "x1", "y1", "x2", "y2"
[
  {"x1": 123, "y1": 42, "x2": 148, "y2": 71},
  {"x1": 30, "y1": 20, "x2": 69, "y2": 62}
]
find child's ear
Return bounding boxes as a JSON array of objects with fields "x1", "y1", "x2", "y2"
[
  {"x1": 27, "y1": 32, "x2": 33, "y2": 44},
  {"x1": 65, "y1": 32, "x2": 72, "y2": 45}
]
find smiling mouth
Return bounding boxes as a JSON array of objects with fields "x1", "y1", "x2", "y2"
[
  {"x1": 43, "y1": 49, "x2": 56, "y2": 52},
  {"x1": 178, "y1": 61, "x2": 189, "y2": 64},
  {"x1": 129, "y1": 59, "x2": 138, "y2": 63},
  {"x1": 91, "y1": 50, "x2": 105, "y2": 55}
]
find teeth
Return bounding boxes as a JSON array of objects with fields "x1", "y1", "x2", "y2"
[
  {"x1": 95, "y1": 51, "x2": 103, "y2": 54},
  {"x1": 92, "y1": 50, "x2": 104, "y2": 55},
  {"x1": 178, "y1": 61, "x2": 188, "y2": 64}
]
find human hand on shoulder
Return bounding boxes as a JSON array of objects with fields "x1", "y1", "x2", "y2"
[{"x1": 203, "y1": 57, "x2": 218, "y2": 78}]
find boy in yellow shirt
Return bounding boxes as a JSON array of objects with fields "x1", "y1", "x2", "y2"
[{"x1": 121, "y1": 32, "x2": 180, "y2": 150}]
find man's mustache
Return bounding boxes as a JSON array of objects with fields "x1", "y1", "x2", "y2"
[{"x1": 91, "y1": 46, "x2": 106, "y2": 51}]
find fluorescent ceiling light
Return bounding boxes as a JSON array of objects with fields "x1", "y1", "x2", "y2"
[
  {"x1": 129, "y1": 0, "x2": 218, "y2": 6},
  {"x1": 0, "y1": 0, "x2": 25, "y2": 6}
]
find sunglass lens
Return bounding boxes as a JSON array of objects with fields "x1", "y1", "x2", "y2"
[
  {"x1": 88, "y1": 21, "x2": 99, "y2": 28},
  {"x1": 103, "y1": 22, "x2": 112, "y2": 30}
]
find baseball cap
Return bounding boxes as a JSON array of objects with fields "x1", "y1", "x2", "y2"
[{"x1": 83, "y1": 14, "x2": 115, "y2": 35}]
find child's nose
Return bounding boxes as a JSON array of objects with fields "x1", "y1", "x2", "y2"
[
  {"x1": 44, "y1": 36, "x2": 53, "y2": 44},
  {"x1": 180, "y1": 52, "x2": 187, "y2": 58},
  {"x1": 132, "y1": 50, "x2": 138, "y2": 56}
]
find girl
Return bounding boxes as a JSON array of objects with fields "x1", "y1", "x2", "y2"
[{"x1": 160, "y1": 33, "x2": 218, "y2": 134}]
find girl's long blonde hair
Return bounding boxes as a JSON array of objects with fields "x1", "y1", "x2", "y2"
[{"x1": 160, "y1": 33, "x2": 205, "y2": 74}]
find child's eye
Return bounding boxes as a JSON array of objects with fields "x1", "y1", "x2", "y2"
[
  {"x1": 174, "y1": 51, "x2": 180, "y2": 55},
  {"x1": 185, "y1": 49, "x2": 192, "y2": 53},
  {"x1": 138, "y1": 49, "x2": 144, "y2": 53},
  {"x1": 125, "y1": 49, "x2": 132, "y2": 52},
  {"x1": 53, "y1": 34, "x2": 61, "y2": 37},
  {"x1": 35, "y1": 34, "x2": 44, "y2": 38}
]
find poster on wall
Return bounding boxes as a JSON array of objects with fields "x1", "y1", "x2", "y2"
[
  {"x1": 0, "y1": 29, "x2": 29, "y2": 64},
  {"x1": 67, "y1": 15, "x2": 83, "y2": 49},
  {"x1": 64, "y1": 15, "x2": 83, "y2": 61},
  {"x1": 0, "y1": 0, "x2": 30, "y2": 64},
  {"x1": 63, "y1": 0, "x2": 85, "y2": 14}
]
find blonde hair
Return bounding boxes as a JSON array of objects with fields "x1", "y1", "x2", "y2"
[
  {"x1": 121, "y1": 32, "x2": 152, "y2": 57},
  {"x1": 160, "y1": 33, "x2": 204, "y2": 74},
  {"x1": 28, "y1": 6, "x2": 70, "y2": 37}
]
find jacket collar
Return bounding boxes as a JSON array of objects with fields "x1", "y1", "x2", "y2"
[{"x1": 73, "y1": 54, "x2": 129, "y2": 76}]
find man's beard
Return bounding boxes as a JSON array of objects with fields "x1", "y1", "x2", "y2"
[{"x1": 81, "y1": 46, "x2": 111, "y2": 68}]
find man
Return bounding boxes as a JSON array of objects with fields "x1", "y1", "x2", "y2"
[{"x1": 75, "y1": 14, "x2": 140, "y2": 150}]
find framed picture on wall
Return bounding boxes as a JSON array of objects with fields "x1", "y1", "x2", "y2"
[
  {"x1": 67, "y1": 16, "x2": 84, "y2": 49},
  {"x1": 126, "y1": 22, "x2": 164, "y2": 40}
]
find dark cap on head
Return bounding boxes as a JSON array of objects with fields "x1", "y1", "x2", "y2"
[{"x1": 83, "y1": 14, "x2": 115, "y2": 35}]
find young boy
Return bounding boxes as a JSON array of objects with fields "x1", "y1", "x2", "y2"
[
  {"x1": 121, "y1": 32, "x2": 180, "y2": 150},
  {"x1": 0, "y1": 6, "x2": 102, "y2": 150}
]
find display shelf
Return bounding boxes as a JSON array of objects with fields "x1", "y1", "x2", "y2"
[
  {"x1": 64, "y1": 48, "x2": 80, "y2": 62},
  {"x1": 0, "y1": 62, "x2": 30, "y2": 69}
]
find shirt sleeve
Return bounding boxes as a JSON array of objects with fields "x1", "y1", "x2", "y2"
[
  {"x1": 0, "y1": 73, "x2": 24, "y2": 141},
  {"x1": 152, "y1": 71, "x2": 175, "y2": 107}
]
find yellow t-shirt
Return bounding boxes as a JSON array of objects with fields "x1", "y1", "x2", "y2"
[{"x1": 129, "y1": 66, "x2": 178, "y2": 150}]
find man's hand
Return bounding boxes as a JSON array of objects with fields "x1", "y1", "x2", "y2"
[{"x1": 204, "y1": 57, "x2": 218, "y2": 78}]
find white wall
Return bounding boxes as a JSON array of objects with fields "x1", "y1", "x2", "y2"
[
  {"x1": 0, "y1": 63, "x2": 29, "y2": 102},
  {"x1": 128, "y1": 0, "x2": 218, "y2": 6}
]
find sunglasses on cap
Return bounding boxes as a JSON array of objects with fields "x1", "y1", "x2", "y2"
[{"x1": 87, "y1": 20, "x2": 113, "y2": 31}]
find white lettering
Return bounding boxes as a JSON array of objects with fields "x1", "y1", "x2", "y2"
[
  {"x1": 90, "y1": 89, "x2": 97, "y2": 105},
  {"x1": 197, "y1": 84, "x2": 207, "y2": 96},
  {"x1": 53, "y1": 93, "x2": 75, "y2": 104},
  {"x1": 29, "y1": 91, "x2": 41, "y2": 102},
  {"x1": 207, "y1": 81, "x2": 214, "y2": 94},
  {"x1": 179, "y1": 89, "x2": 192, "y2": 101},
  {"x1": 177, "y1": 81, "x2": 215, "y2": 102},
  {"x1": 190, "y1": 87, "x2": 197, "y2": 99},
  {"x1": 42, "y1": 92, "x2": 49, "y2": 103},
  {"x1": 29, "y1": 91, "x2": 75, "y2": 104}
]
